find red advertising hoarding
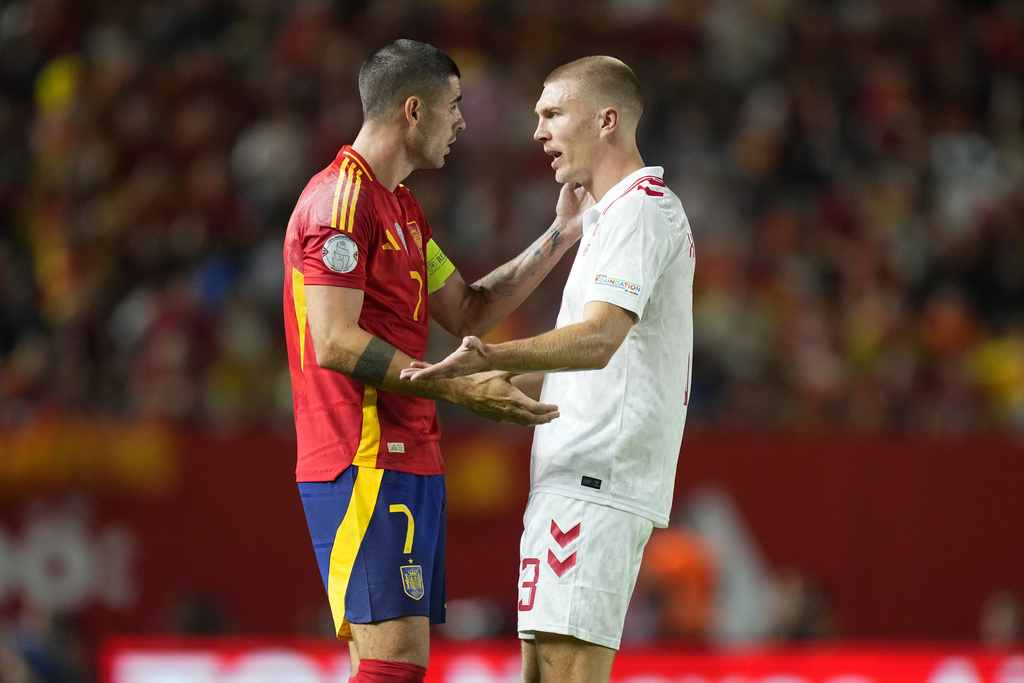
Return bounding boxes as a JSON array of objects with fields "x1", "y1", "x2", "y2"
[
  {"x1": 1, "y1": 417, "x2": 1023, "y2": 643},
  {"x1": 101, "y1": 638, "x2": 1024, "y2": 683}
]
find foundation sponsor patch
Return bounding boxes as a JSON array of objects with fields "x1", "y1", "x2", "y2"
[{"x1": 594, "y1": 273, "x2": 641, "y2": 296}]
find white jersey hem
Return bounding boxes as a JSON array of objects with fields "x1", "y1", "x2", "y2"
[
  {"x1": 518, "y1": 625, "x2": 622, "y2": 651},
  {"x1": 529, "y1": 482, "x2": 670, "y2": 529}
]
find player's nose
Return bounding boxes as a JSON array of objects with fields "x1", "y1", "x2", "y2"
[{"x1": 533, "y1": 121, "x2": 548, "y2": 142}]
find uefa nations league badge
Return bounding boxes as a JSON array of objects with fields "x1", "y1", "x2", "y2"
[{"x1": 322, "y1": 234, "x2": 359, "y2": 273}]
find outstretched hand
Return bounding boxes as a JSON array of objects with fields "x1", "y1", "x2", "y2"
[
  {"x1": 401, "y1": 342, "x2": 555, "y2": 424},
  {"x1": 401, "y1": 335, "x2": 489, "y2": 381},
  {"x1": 462, "y1": 371, "x2": 559, "y2": 426}
]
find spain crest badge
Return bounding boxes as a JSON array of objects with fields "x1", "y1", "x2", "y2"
[
  {"x1": 401, "y1": 564, "x2": 425, "y2": 600},
  {"x1": 406, "y1": 221, "x2": 424, "y2": 261}
]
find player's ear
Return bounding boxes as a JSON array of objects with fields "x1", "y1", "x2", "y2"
[
  {"x1": 598, "y1": 107, "x2": 618, "y2": 137},
  {"x1": 404, "y1": 96, "x2": 421, "y2": 126}
]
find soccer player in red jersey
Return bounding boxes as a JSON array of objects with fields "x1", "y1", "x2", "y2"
[{"x1": 282, "y1": 40, "x2": 589, "y2": 683}]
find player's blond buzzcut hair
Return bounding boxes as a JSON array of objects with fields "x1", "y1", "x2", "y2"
[{"x1": 545, "y1": 56, "x2": 644, "y2": 125}]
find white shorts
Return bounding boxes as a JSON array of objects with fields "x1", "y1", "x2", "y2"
[{"x1": 516, "y1": 492, "x2": 654, "y2": 650}]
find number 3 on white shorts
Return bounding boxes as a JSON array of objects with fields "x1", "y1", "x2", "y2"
[{"x1": 518, "y1": 557, "x2": 540, "y2": 611}]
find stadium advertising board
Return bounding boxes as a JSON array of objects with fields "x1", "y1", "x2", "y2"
[
  {"x1": 101, "y1": 638, "x2": 1024, "y2": 683},
  {"x1": 1, "y1": 420, "x2": 1023, "y2": 641}
]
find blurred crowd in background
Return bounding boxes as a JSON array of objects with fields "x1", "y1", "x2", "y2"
[{"x1": 1, "y1": 0, "x2": 1023, "y2": 433}]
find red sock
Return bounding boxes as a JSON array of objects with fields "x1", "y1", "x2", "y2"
[{"x1": 350, "y1": 658, "x2": 427, "y2": 683}]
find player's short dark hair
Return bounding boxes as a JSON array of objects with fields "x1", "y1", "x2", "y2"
[
  {"x1": 546, "y1": 56, "x2": 644, "y2": 124},
  {"x1": 358, "y1": 39, "x2": 461, "y2": 121}
]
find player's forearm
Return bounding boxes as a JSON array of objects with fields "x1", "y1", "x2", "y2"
[
  {"x1": 459, "y1": 219, "x2": 577, "y2": 336},
  {"x1": 316, "y1": 333, "x2": 464, "y2": 404},
  {"x1": 485, "y1": 322, "x2": 619, "y2": 374},
  {"x1": 318, "y1": 334, "x2": 553, "y2": 424},
  {"x1": 377, "y1": 347, "x2": 473, "y2": 406}
]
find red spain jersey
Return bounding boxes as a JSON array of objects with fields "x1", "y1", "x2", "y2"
[{"x1": 283, "y1": 146, "x2": 442, "y2": 481}]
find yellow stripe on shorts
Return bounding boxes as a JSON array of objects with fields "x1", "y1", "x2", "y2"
[
  {"x1": 352, "y1": 386, "x2": 380, "y2": 468},
  {"x1": 327, "y1": 465, "x2": 384, "y2": 640}
]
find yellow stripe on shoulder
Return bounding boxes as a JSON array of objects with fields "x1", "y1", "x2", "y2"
[
  {"x1": 344, "y1": 150, "x2": 374, "y2": 180},
  {"x1": 343, "y1": 169, "x2": 362, "y2": 233},
  {"x1": 329, "y1": 159, "x2": 364, "y2": 233},
  {"x1": 330, "y1": 159, "x2": 351, "y2": 230}
]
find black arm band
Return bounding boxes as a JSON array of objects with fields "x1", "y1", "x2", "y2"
[{"x1": 351, "y1": 337, "x2": 397, "y2": 386}]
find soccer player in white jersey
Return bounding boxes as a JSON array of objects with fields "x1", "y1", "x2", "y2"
[{"x1": 402, "y1": 55, "x2": 695, "y2": 683}]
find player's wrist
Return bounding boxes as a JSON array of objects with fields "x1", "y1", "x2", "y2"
[
  {"x1": 442, "y1": 375, "x2": 474, "y2": 407},
  {"x1": 548, "y1": 215, "x2": 572, "y2": 237},
  {"x1": 481, "y1": 341, "x2": 508, "y2": 373},
  {"x1": 549, "y1": 216, "x2": 582, "y2": 247}
]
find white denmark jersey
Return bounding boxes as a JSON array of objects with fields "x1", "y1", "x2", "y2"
[{"x1": 531, "y1": 166, "x2": 695, "y2": 528}]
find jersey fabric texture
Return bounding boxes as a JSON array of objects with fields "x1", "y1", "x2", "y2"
[
  {"x1": 531, "y1": 166, "x2": 696, "y2": 528},
  {"x1": 299, "y1": 467, "x2": 447, "y2": 640},
  {"x1": 517, "y1": 492, "x2": 653, "y2": 650},
  {"x1": 284, "y1": 146, "x2": 444, "y2": 481}
]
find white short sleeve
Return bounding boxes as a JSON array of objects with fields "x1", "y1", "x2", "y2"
[{"x1": 585, "y1": 198, "x2": 679, "y2": 322}]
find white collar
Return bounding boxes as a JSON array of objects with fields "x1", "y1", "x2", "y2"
[{"x1": 586, "y1": 166, "x2": 666, "y2": 218}]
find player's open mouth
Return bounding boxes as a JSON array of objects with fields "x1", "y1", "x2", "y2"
[{"x1": 550, "y1": 151, "x2": 562, "y2": 168}]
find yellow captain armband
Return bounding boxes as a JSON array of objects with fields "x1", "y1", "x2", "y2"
[{"x1": 425, "y1": 238, "x2": 456, "y2": 293}]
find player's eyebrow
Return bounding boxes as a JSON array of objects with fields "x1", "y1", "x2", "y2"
[
  {"x1": 536, "y1": 105, "x2": 560, "y2": 117},
  {"x1": 450, "y1": 93, "x2": 462, "y2": 105}
]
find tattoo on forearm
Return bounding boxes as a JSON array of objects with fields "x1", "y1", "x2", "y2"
[
  {"x1": 476, "y1": 226, "x2": 564, "y2": 299},
  {"x1": 474, "y1": 260, "x2": 513, "y2": 301},
  {"x1": 351, "y1": 337, "x2": 397, "y2": 386},
  {"x1": 533, "y1": 226, "x2": 563, "y2": 258},
  {"x1": 548, "y1": 226, "x2": 563, "y2": 254}
]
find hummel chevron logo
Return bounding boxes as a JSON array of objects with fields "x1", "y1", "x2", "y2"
[
  {"x1": 550, "y1": 520, "x2": 580, "y2": 548},
  {"x1": 547, "y1": 549, "x2": 577, "y2": 578}
]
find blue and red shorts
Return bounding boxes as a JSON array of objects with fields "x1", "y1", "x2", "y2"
[{"x1": 298, "y1": 466, "x2": 446, "y2": 640}]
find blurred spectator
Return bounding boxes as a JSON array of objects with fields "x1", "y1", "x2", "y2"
[
  {"x1": 165, "y1": 592, "x2": 229, "y2": 636},
  {"x1": 0, "y1": 637, "x2": 45, "y2": 683},
  {"x1": 0, "y1": 601, "x2": 91, "y2": 683},
  {"x1": 0, "y1": 0, "x2": 1021, "y2": 434},
  {"x1": 629, "y1": 526, "x2": 717, "y2": 642},
  {"x1": 980, "y1": 589, "x2": 1022, "y2": 647},
  {"x1": 766, "y1": 567, "x2": 836, "y2": 642}
]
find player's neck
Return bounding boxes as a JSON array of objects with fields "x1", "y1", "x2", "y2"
[
  {"x1": 587, "y1": 147, "x2": 645, "y2": 204},
  {"x1": 351, "y1": 125, "x2": 414, "y2": 193}
]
